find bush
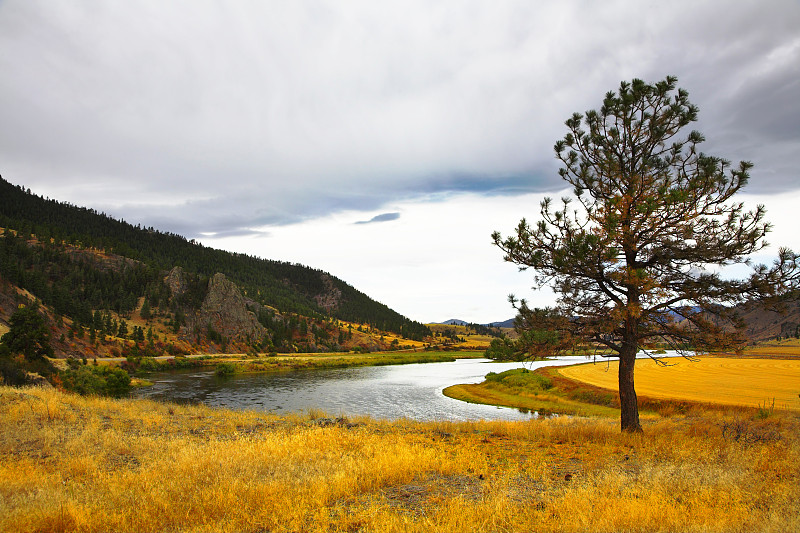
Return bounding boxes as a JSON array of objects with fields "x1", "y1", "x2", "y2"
[
  {"x1": 60, "y1": 365, "x2": 131, "y2": 398},
  {"x1": 484, "y1": 368, "x2": 553, "y2": 390},
  {"x1": 215, "y1": 362, "x2": 236, "y2": 376},
  {"x1": 0, "y1": 349, "x2": 57, "y2": 387},
  {"x1": 0, "y1": 355, "x2": 28, "y2": 386},
  {"x1": 137, "y1": 357, "x2": 161, "y2": 372},
  {"x1": 568, "y1": 389, "x2": 615, "y2": 406}
]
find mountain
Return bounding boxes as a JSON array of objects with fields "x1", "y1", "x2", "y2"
[
  {"x1": 733, "y1": 299, "x2": 800, "y2": 343},
  {"x1": 668, "y1": 301, "x2": 800, "y2": 345},
  {"x1": 0, "y1": 176, "x2": 431, "y2": 356},
  {"x1": 487, "y1": 318, "x2": 515, "y2": 328},
  {"x1": 437, "y1": 318, "x2": 515, "y2": 328},
  {"x1": 440, "y1": 319, "x2": 468, "y2": 326}
]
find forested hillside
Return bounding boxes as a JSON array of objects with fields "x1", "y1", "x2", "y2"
[{"x1": 0, "y1": 176, "x2": 430, "y2": 356}]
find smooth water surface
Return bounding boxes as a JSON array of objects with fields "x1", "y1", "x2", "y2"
[{"x1": 136, "y1": 357, "x2": 596, "y2": 421}]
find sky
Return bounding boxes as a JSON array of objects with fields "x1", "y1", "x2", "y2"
[{"x1": 1, "y1": 1, "x2": 798, "y2": 324}]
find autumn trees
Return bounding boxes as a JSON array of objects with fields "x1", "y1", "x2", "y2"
[{"x1": 493, "y1": 76, "x2": 799, "y2": 432}]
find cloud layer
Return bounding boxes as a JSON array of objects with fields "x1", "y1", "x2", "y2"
[
  {"x1": 1, "y1": 1, "x2": 799, "y2": 322},
  {"x1": 2, "y1": 1, "x2": 798, "y2": 240}
]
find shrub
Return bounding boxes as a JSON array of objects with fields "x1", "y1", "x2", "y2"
[
  {"x1": 568, "y1": 389, "x2": 615, "y2": 406},
  {"x1": 60, "y1": 365, "x2": 131, "y2": 398},
  {"x1": 137, "y1": 357, "x2": 161, "y2": 372},
  {"x1": 484, "y1": 368, "x2": 553, "y2": 390},
  {"x1": 0, "y1": 356, "x2": 28, "y2": 386},
  {"x1": 756, "y1": 398, "x2": 775, "y2": 419},
  {"x1": 215, "y1": 362, "x2": 236, "y2": 376}
]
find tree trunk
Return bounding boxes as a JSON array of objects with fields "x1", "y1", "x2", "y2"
[{"x1": 618, "y1": 343, "x2": 642, "y2": 432}]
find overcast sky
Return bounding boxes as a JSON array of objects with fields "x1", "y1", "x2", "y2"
[{"x1": 1, "y1": 1, "x2": 798, "y2": 324}]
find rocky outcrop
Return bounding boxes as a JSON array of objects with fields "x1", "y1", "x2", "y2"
[
  {"x1": 164, "y1": 266, "x2": 188, "y2": 298},
  {"x1": 314, "y1": 274, "x2": 342, "y2": 313},
  {"x1": 196, "y1": 273, "x2": 266, "y2": 342}
]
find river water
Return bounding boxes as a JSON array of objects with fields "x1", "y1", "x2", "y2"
[{"x1": 134, "y1": 356, "x2": 599, "y2": 421}]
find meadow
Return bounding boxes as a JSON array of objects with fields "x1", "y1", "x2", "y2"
[
  {"x1": 559, "y1": 357, "x2": 800, "y2": 412},
  {"x1": 1, "y1": 385, "x2": 798, "y2": 532}
]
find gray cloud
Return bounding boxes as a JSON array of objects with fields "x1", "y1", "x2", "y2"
[
  {"x1": 199, "y1": 228, "x2": 271, "y2": 240},
  {"x1": 1, "y1": 0, "x2": 798, "y2": 238},
  {"x1": 355, "y1": 212, "x2": 401, "y2": 225}
]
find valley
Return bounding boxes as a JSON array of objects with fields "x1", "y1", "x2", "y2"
[{"x1": 2, "y1": 177, "x2": 799, "y2": 532}]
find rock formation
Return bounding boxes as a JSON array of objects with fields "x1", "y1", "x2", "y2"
[
  {"x1": 313, "y1": 274, "x2": 342, "y2": 313},
  {"x1": 196, "y1": 273, "x2": 266, "y2": 342},
  {"x1": 164, "y1": 266, "x2": 187, "y2": 298}
]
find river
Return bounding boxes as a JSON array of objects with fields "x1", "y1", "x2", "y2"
[{"x1": 134, "y1": 356, "x2": 599, "y2": 421}]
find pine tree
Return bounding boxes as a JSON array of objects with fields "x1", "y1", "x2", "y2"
[{"x1": 494, "y1": 76, "x2": 799, "y2": 432}]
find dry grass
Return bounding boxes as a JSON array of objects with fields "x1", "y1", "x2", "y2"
[
  {"x1": 739, "y1": 342, "x2": 800, "y2": 356},
  {"x1": 2, "y1": 386, "x2": 798, "y2": 532},
  {"x1": 560, "y1": 357, "x2": 800, "y2": 411}
]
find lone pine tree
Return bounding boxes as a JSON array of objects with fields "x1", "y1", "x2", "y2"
[{"x1": 493, "y1": 76, "x2": 799, "y2": 432}]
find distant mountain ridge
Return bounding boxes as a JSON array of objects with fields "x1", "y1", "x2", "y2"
[
  {"x1": 437, "y1": 318, "x2": 515, "y2": 328},
  {"x1": 443, "y1": 302, "x2": 800, "y2": 344}
]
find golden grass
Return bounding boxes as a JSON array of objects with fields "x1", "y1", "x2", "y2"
[
  {"x1": 2, "y1": 386, "x2": 798, "y2": 532},
  {"x1": 739, "y1": 344, "x2": 800, "y2": 356},
  {"x1": 560, "y1": 357, "x2": 800, "y2": 411}
]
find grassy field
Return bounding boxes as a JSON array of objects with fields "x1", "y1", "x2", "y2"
[
  {"x1": 739, "y1": 342, "x2": 800, "y2": 357},
  {"x1": 2, "y1": 385, "x2": 798, "y2": 532},
  {"x1": 560, "y1": 357, "x2": 800, "y2": 411}
]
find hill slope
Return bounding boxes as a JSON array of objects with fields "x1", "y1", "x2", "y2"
[{"x1": 0, "y1": 176, "x2": 430, "y2": 356}]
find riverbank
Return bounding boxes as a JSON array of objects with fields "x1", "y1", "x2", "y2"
[
  {"x1": 443, "y1": 366, "x2": 624, "y2": 419},
  {"x1": 120, "y1": 349, "x2": 485, "y2": 377},
  {"x1": 443, "y1": 356, "x2": 800, "y2": 417},
  {"x1": 2, "y1": 385, "x2": 797, "y2": 532}
]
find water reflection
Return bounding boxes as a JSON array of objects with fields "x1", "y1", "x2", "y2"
[{"x1": 135, "y1": 357, "x2": 594, "y2": 421}]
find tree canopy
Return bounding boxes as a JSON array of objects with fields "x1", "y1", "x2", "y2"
[
  {"x1": 0, "y1": 305, "x2": 53, "y2": 360},
  {"x1": 493, "y1": 76, "x2": 799, "y2": 432}
]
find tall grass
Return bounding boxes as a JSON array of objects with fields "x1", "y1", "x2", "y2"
[{"x1": 1, "y1": 386, "x2": 798, "y2": 532}]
